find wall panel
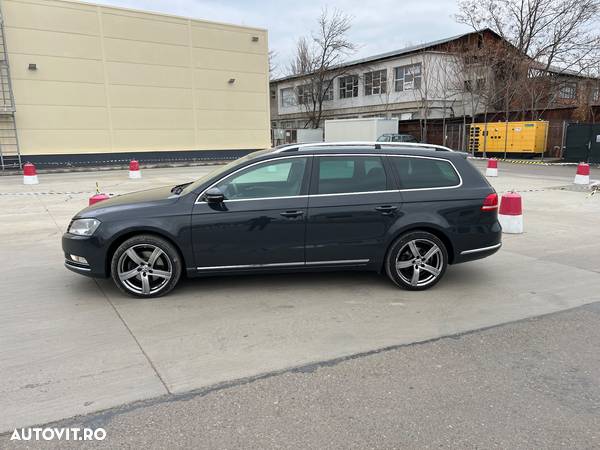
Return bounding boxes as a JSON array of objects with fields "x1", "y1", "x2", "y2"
[{"x1": 4, "y1": 0, "x2": 270, "y2": 156}]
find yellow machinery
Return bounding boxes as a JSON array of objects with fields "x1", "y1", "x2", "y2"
[{"x1": 468, "y1": 121, "x2": 549, "y2": 155}]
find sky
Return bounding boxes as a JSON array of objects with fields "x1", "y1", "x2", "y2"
[{"x1": 91, "y1": 0, "x2": 471, "y2": 77}]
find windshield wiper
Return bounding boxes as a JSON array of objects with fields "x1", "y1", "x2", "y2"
[{"x1": 170, "y1": 182, "x2": 192, "y2": 195}]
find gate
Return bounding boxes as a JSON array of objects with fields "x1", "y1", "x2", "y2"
[{"x1": 564, "y1": 123, "x2": 600, "y2": 163}]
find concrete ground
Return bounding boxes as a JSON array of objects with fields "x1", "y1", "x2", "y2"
[
  {"x1": 7, "y1": 301, "x2": 600, "y2": 449},
  {"x1": 0, "y1": 160, "x2": 599, "y2": 437}
]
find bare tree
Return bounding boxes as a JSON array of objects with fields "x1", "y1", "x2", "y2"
[
  {"x1": 439, "y1": 34, "x2": 523, "y2": 154},
  {"x1": 370, "y1": 68, "x2": 393, "y2": 117},
  {"x1": 573, "y1": 67, "x2": 600, "y2": 122},
  {"x1": 456, "y1": 0, "x2": 600, "y2": 73},
  {"x1": 268, "y1": 50, "x2": 278, "y2": 79},
  {"x1": 446, "y1": 50, "x2": 488, "y2": 152},
  {"x1": 411, "y1": 53, "x2": 431, "y2": 142},
  {"x1": 456, "y1": 0, "x2": 600, "y2": 119},
  {"x1": 429, "y1": 53, "x2": 463, "y2": 146},
  {"x1": 447, "y1": 38, "x2": 500, "y2": 134},
  {"x1": 287, "y1": 9, "x2": 356, "y2": 128}
]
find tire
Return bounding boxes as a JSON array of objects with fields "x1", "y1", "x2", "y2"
[
  {"x1": 385, "y1": 231, "x2": 448, "y2": 291},
  {"x1": 110, "y1": 234, "x2": 182, "y2": 298}
]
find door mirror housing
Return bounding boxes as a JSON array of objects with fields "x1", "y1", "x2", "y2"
[{"x1": 204, "y1": 187, "x2": 225, "y2": 203}]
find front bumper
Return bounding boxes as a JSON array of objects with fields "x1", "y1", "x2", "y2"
[{"x1": 62, "y1": 233, "x2": 108, "y2": 278}]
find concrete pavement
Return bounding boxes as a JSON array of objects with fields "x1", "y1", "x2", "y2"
[
  {"x1": 1, "y1": 161, "x2": 599, "y2": 434},
  {"x1": 6, "y1": 301, "x2": 600, "y2": 449}
]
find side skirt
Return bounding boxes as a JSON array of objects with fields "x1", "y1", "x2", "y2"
[{"x1": 185, "y1": 259, "x2": 372, "y2": 278}]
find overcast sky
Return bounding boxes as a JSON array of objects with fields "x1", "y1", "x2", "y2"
[{"x1": 92, "y1": 0, "x2": 471, "y2": 77}]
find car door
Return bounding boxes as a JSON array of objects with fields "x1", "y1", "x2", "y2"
[
  {"x1": 191, "y1": 156, "x2": 311, "y2": 270},
  {"x1": 305, "y1": 154, "x2": 401, "y2": 265}
]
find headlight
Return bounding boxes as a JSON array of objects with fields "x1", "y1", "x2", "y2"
[{"x1": 68, "y1": 218, "x2": 101, "y2": 236}]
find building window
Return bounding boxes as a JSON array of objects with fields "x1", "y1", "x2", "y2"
[
  {"x1": 339, "y1": 75, "x2": 359, "y2": 98},
  {"x1": 297, "y1": 85, "x2": 311, "y2": 105},
  {"x1": 322, "y1": 80, "x2": 334, "y2": 101},
  {"x1": 464, "y1": 78, "x2": 486, "y2": 92},
  {"x1": 364, "y1": 69, "x2": 387, "y2": 95},
  {"x1": 394, "y1": 63, "x2": 421, "y2": 92},
  {"x1": 297, "y1": 82, "x2": 334, "y2": 104},
  {"x1": 280, "y1": 87, "x2": 297, "y2": 107},
  {"x1": 591, "y1": 86, "x2": 600, "y2": 102},
  {"x1": 558, "y1": 82, "x2": 577, "y2": 100},
  {"x1": 270, "y1": 89, "x2": 276, "y2": 100},
  {"x1": 392, "y1": 112, "x2": 414, "y2": 121}
]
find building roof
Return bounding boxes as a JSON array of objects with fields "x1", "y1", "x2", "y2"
[
  {"x1": 272, "y1": 28, "x2": 500, "y2": 83},
  {"x1": 532, "y1": 61, "x2": 591, "y2": 79}
]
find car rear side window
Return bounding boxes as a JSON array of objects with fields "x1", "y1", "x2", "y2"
[
  {"x1": 316, "y1": 156, "x2": 387, "y2": 194},
  {"x1": 390, "y1": 156, "x2": 460, "y2": 189}
]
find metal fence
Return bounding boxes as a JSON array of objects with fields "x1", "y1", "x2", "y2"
[{"x1": 400, "y1": 119, "x2": 567, "y2": 158}]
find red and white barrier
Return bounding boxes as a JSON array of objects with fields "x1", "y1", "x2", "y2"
[
  {"x1": 574, "y1": 162, "x2": 590, "y2": 185},
  {"x1": 129, "y1": 160, "x2": 142, "y2": 179},
  {"x1": 498, "y1": 192, "x2": 523, "y2": 234},
  {"x1": 486, "y1": 158, "x2": 498, "y2": 177},
  {"x1": 23, "y1": 162, "x2": 39, "y2": 185},
  {"x1": 89, "y1": 193, "x2": 110, "y2": 206}
]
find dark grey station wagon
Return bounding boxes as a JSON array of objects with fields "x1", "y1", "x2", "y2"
[{"x1": 62, "y1": 142, "x2": 501, "y2": 298}]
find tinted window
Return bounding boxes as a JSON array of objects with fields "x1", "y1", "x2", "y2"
[
  {"x1": 317, "y1": 156, "x2": 387, "y2": 194},
  {"x1": 391, "y1": 157, "x2": 460, "y2": 189},
  {"x1": 399, "y1": 135, "x2": 417, "y2": 142},
  {"x1": 319, "y1": 159, "x2": 355, "y2": 180},
  {"x1": 216, "y1": 158, "x2": 307, "y2": 200}
]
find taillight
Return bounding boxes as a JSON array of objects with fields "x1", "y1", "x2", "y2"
[{"x1": 481, "y1": 193, "x2": 498, "y2": 211}]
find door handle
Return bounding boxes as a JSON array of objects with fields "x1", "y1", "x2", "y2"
[
  {"x1": 375, "y1": 205, "x2": 398, "y2": 215},
  {"x1": 280, "y1": 210, "x2": 304, "y2": 218}
]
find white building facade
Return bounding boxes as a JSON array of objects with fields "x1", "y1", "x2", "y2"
[{"x1": 270, "y1": 32, "x2": 492, "y2": 131}]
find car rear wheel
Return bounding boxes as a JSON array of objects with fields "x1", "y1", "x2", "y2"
[
  {"x1": 385, "y1": 231, "x2": 448, "y2": 291},
  {"x1": 111, "y1": 234, "x2": 182, "y2": 298}
]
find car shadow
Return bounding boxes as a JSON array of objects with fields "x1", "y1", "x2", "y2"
[{"x1": 87, "y1": 262, "x2": 493, "y2": 304}]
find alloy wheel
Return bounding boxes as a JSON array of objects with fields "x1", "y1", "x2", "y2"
[
  {"x1": 395, "y1": 238, "x2": 443, "y2": 287},
  {"x1": 117, "y1": 244, "x2": 172, "y2": 295}
]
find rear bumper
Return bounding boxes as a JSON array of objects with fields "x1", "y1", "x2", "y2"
[{"x1": 454, "y1": 242, "x2": 502, "y2": 264}]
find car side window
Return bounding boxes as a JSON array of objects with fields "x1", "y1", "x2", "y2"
[
  {"x1": 316, "y1": 156, "x2": 387, "y2": 195},
  {"x1": 390, "y1": 157, "x2": 460, "y2": 189},
  {"x1": 215, "y1": 158, "x2": 308, "y2": 200}
]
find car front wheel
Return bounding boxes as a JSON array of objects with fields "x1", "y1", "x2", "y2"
[
  {"x1": 111, "y1": 234, "x2": 182, "y2": 298},
  {"x1": 385, "y1": 231, "x2": 448, "y2": 290}
]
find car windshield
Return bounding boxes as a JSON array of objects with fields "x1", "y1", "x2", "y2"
[{"x1": 179, "y1": 149, "x2": 271, "y2": 195}]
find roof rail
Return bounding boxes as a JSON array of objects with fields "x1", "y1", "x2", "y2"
[{"x1": 271, "y1": 141, "x2": 454, "y2": 153}]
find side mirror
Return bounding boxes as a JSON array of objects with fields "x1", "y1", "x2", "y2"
[{"x1": 204, "y1": 187, "x2": 225, "y2": 204}]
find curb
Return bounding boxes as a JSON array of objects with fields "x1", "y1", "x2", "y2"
[
  {"x1": 0, "y1": 159, "x2": 230, "y2": 176},
  {"x1": 467, "y1": 157, "x2": 592, "y2": 167}
]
